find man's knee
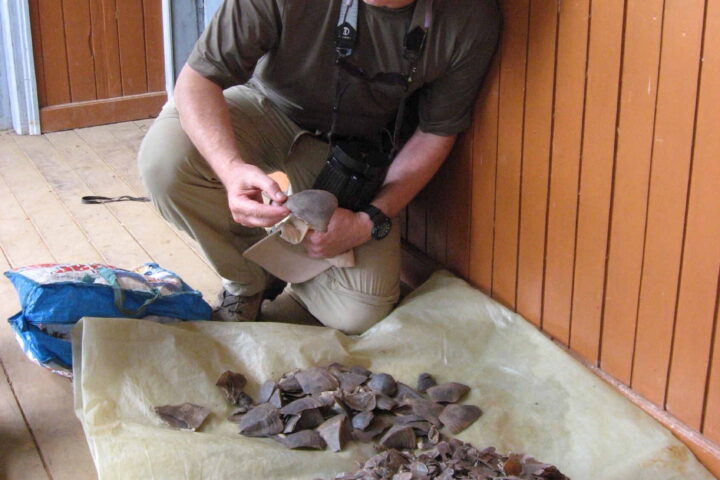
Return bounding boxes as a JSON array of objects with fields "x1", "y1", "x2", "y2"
[
  {"x1": 321, "y1": 300, "x2": 395, "y2": 335},
  {"x1": 137, "y1": 115, "x2": 198, "y2": 200},
  {"x1": 294, "y1": 284, "x2": 399, "y2": 335}
]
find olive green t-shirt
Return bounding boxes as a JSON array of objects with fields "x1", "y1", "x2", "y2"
[{"x1": 188, "y1": 0, "x2": 500, "y2": 138}]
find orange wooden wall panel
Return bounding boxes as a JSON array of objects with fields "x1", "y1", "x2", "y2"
[
  {"x1": 405, "y1": 0, "x2": 720, "y2": 466},
  {"x1": 468, "y1": 59, "x2": 500, "y2": 293},
  {"x1": 30, "y1": 0, "x2": 166, "y2": 130},
  {"x1": 444, "y1": 132, "x2": 473, "y2": 278},
  {"x1": 62, "y1": 0, "x2": 97, "y2": 102},
  {"x1": 424, "y1": 165, "x2": 448, "y2": 266},
  {"x1": 492, "y1": 0, "x2": 529, "y2": 309},
  {"x1": 143, "y1": 0, "x2": 166, "y2": 93},
  {"x1": 667, "y1": 0, "x2": 720, "y2": 431},
  {"x1": 631, "y1": 0, "x2": 706, "y2": 408},
  {"x1": 35, "y1": 0, "x2": 72, "y2": 106},
  {"x1": 116, "y1": 0, "x2": 149, "y2": 95},
  {"x1": 406, "y1": 196, "x2": 427, "y2": 252},
  {"x1": 89, "y1": 0, "x2": 123, "y2": 99},
  {"x1": 542, "y1": 0, "x2": 590, "y2": 345},
  {"x1": 600, "y1": 0, "x2": 664, "y2": 385},
  {"x1": 516, "y1": 0, "x2": 557, "y2": 328},
  {"x1": 705, "y1": 285, "x2": 720, "y2": 443},
  {"x1": 28, "y1": 0, "x2": 47, "y2": 107},
  {"x1": 569, "y1": 0, "x2": 624, "y2": 365}
]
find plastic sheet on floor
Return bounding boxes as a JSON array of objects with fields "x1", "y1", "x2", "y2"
[{"x1": 72, "y1": 271, "x2": 715, "y2": 480}]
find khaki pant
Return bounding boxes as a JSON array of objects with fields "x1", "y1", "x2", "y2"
[{"x1": 137, "y1": 85, "x2": 400, "y2": 334}]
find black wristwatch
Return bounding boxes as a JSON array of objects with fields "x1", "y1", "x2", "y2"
[{"x1": 362, "y1": 205, "x2": 392, "y2": 240}]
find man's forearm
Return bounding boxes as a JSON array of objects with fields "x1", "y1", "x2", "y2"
[
  {"x1": 371, "y1": 130, "x2": 457, "y2": 218},
  {"x1": 174, "y1": 65, "x2": 244, "y2": 183},
  {"x1": 172, "y1": 65, "x2": 288, "y2": 227}
]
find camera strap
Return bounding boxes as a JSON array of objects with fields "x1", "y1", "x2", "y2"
[{"x1": 331, "y1": 0, "x2": 434, "y2": 154}]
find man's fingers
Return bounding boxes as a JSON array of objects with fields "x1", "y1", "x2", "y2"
[{"x1": 232, "y1": 197, "x2": 289, "y2": 227}]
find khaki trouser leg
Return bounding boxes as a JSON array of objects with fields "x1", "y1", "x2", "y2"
[
  {"x1": 138, "y1": 85, "x2": 400, "y2": 333},
  {"x1": 138, "y1": 85, "x2": 300, "y2": 296}
]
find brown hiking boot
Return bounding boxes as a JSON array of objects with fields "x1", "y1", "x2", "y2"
[{"x1": 212, "y1": 289, "x2": 263, "y2": 322}]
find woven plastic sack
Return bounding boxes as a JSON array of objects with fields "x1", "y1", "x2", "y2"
[{"x1": 5, "y1": 263, "x2": 212, "y2": 376}]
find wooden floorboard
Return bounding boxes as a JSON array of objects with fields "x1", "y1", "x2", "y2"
[
  {"x1": 0, "y1": 250, "x2": 49, "y2": 480},
  {"x1": 0, "y1": 121, "x2": 220, "y2": 479},
  {"x1": 72, "y1": 124, "x2": 215, "y2": 270}
]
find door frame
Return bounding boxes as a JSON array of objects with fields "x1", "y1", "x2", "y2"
[
  {"x1": 0, "y1": 0, "x2": 40, "y2": 134},
  {"x1": 2, "y1": 0, "x2": 177, "y2": 135}
]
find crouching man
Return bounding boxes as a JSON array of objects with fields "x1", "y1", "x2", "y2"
[{"x1": 138, "y1": 0, "x2": 500, "y2": 334}]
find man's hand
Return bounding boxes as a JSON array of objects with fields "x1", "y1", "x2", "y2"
[
  {"x1": 174, "y1": 66, "x2": 289, "y2": 227},
  {"x1": 303, "y1": 208, "x2": 373, "y2": 258},
  {"x1": 221, "y1": 163, "x2": 289, "y2": 227}
]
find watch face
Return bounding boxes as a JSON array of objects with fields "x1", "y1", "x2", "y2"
[{"x1": 372, "y1": 218, "x2": 392, "y2": 240}]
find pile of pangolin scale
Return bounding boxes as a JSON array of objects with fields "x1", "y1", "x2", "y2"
[
  {"x1": 154, "y1": 364, "x2": 569, "y2": 479},
  {"x1": 219, "y1": 364, "x2": 482, "y2": 451},
  {"x1": 326, "y1": 440, "x2": 569, "y2": 480}
]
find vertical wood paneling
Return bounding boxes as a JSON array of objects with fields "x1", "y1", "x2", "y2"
[
  {"x1": 406, "y1": 198, "x2": 427, "y2": 252},
  {"x1": 27, "y1": 0, "x2": 47, "y2": 107},
  {"x1": 569, "y1": 0, "x2": 625, "y2": 365},
  {"x1": 631, "y1": 0, "x2": 706, "y2": 407},
  {"x1": 30, "y1": 0, "x2": 165, "y2": 130},
  {"x1": 542, "y1": 0, "x2": 590, "y2": 345},
  {"x1": 444, "y1": 132, "x2": 472, "y2": 277},
  {"x1": 600, "y1": 0, "x2": 664, "y2": 384},
  {"x1": 424, "y1": 165, "x2": 448, "y2": 266},
  {"x1": 412, "y1": 0, "x2": 720, "y2": 463},
  {"x1": 99, "y1": 0, "x2": 124, "y2": 98},
  {"x1": 144, "y1": 0, "x2": 166, "y2": 92},
  {"x1": 491, "y1": 0, "x2": 530, "y2": 309},
  {"x1": 468, "y1": 59, "x2": 500, "y2": 291},
  {"x1": 667, "y1": 0, "x2": 720, "y2": 431},
  {"x1": 36, "y1": 0, "x2": 71, "y2": 106},
  {"x1": 116, "y1": 0, "x2": 149, "y2": 95},
  {"x1": 516, "y1": 0, "x2": 558, "y2": 328},
  {"x1": 705, "y1": 284, "x2": 720, "y2": 443},
  {"x1": 89, "y1": 0, "x2": 121, "y2": 99},
  {"x1": 62, "y1": 0, "x2": 97, "y2": 102}
]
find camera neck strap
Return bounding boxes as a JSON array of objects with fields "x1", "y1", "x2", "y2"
[{"x1": 331, "y1": 0, "x2": 434, "y2": 153}]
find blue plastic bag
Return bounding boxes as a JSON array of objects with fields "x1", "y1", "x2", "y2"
[{"x1": 5, "y1": 263, "x2": 212, "y2": 376}]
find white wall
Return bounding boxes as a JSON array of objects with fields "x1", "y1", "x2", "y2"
[
  {"x1": 0, "y1": 33, "x2": 12, "y2": 130},
  {"x1": 204, "y1": 0, "x2": 223, "y2": 25}
]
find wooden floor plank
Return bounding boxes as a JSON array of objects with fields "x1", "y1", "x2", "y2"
[
  {"x1": 0, "y1": 133, "x2": 104, "y2": 265},
  {"x1": 0, "y1": 197, "x2": 97, "y2": 480},
  {"x1": 0, "y1": 171, "x2": 55, "y2": 268},
  {"x1": 103, "y1": 120, "x2": 147, "y2": 154},
  {"x1": 12, "y1": 134, "x2": 152, "y2": 269},
  {"x1": 0, "y1": 243, "x2": 49, "y2": 480},
  {"x1": 0, "y1": 354, "x2": 49, "y2": 479},
  {"x1": 75, "y1": 124, "x2": 147, "y2": 196},
  {"x1": 44, "y1": 130, "x2": 220, "y2": 300},
  {"x1": 76, "y1": 123, "x2": 214, "y2": 264}
]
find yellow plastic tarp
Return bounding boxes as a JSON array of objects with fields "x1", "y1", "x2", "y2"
[{"x1": 72, "y1": 271, "x2": 715, "y2": 480}]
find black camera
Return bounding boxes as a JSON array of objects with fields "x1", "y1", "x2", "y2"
[{"x1": 312, "y1": 140, "x2": 392, "y2": 212}]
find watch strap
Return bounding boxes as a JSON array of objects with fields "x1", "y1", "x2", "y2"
[{"x1": 362, "y1": 205, "x2": 391, "y2": 240}]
